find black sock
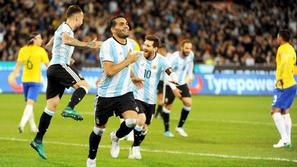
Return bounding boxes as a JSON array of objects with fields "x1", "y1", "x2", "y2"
[
  {"x1": 178, "y1": 108, "x2": 190, "y2": 128},
  {"x1": 34, "y1": 112, "x2": 52, "y2": 143},
  {"x1": 68, "y1": 87, "x2": 87, "y2": 109},
  {"x1": 133, "y1": 128, "x2": 142, "y2": 146},
  {"x1": 162, "y1": 112, "x2": 170, "y2": 132},
  {"x1": 133, "y1": 129, "x2": 146, "y2": 146},
  {"x1": 116, "y1": 121, "x2": 134, "y2": 138},
  {"x1": 155, "y1": 105, "x2": 162, "y2": 118},
  {"x1": 88, "y1": 131, "x2": 102, "y2": 159}
]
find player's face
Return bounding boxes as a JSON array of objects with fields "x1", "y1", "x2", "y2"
[
  {"x1": 74, "y1": 12, "x2": 84, "y2": 29},
  {"x1": 113, "y1": 18, "x2": 129, "y2": 39},
  {"x1": 143, "y1": 40, "x2": 157, "y2": 58},
  {"x1": 182, "y1": 43, "x2": 192, "y2": 57},
  {"x1": 33, "y1": 34, "x2": 43, "y2": 46}
]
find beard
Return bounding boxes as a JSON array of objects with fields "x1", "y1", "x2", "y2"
[
  {"x1": 182, "y1": 51, "x2": 190, "y2": 57},
  {"x1": 118, "y1": 32, "x2": 129, "y2": 39}
]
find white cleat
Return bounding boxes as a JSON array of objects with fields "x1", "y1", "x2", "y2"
[
  {"x1": 128, "y1": 146, "x2": 141, "y2": 160},
  {"x1": 110, "y1": 131, "x2": 120, "y2": 158},
  {"x1": 273, "y1": 139, "x2": 290, "y2": 148},
  {"x1": 86, "y1": 158, "x2": 96, "y2": 167},
  {"x1": 30, "y1": 126, "x2": 39, "y2": 133},
  {"x1": 175, "y1": 127, "x2": 188, "y2": 137}
]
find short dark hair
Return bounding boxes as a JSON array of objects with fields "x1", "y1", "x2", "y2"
[
  {"x1": 180, "y1": 39, "x2": 192, "y2": 46},
  {"x1": 110, "y1": 15, "x2": 126, "y2": 28},
  {"x1": 278, "y1": 30, "x2": 291, "y2": 42},
  {"x1": 66, "y1": 5, "x2": 82, "y2": 18},
  {"x1": 27, "y1": 32, "x2": 40, "y2": 45},
  {"x1": 145, "y1": 35, "x2": 160, "y2": 48}
]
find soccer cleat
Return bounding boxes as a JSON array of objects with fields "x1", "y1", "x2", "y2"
[
  {"x1": 18, "y1": 126, "x2": 24, "y2": 133},
  {"x1": 164, "y1": 131, "x2": 174, "y2": 137},
  {"x1": 130, "y1": 146, "x2": 142, "y2": 160},
  {"x1": 273, "y1": 139, "x2": 290, "y2": 148},
  {"x1": 86, "y1": 158, "x2": 96, "y2": 167},
  {"x1": 175, "y1": 127, "x2": 188, "y2": 137},
  {"x1": 30, "y1": 140, "x2": 47, "y2": 159},
  {"x1": 30, "y1": 127, "x2": 39, "y2": 133},
  {"x1": 61, "y1": 107, "x2": 83, "y2": 121},
  {"x1": 128, "y1": 147, "x2": 135, "y2": 159},
  {"x1": 110, "y1": 131, "x2": 120, "y2": 158}
]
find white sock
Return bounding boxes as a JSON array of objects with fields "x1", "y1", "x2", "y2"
[
  {"x1": 282, "y1": 113, "x2": 292, "y2": 144},
  {"x1": 19, "y1": 104, "x2": 33, "y2": 128},
  {"x1": 28, "y1": 108, "x2": 38, "y2": 132},
  {"x1": 272, "y1": 112, "x2": 288, "y2": 143}
]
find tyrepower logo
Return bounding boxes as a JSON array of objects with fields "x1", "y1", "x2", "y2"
[{"x1": 190, "y1": 74, "x2": 276, "y2": 95}]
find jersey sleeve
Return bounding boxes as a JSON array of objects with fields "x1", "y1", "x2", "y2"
[
  {"x1": 160, "y1": 56, "x2": 171, "y2": 72},
  {"x1": 99, "y1": 41, "x2": 114, "y2": 62}
]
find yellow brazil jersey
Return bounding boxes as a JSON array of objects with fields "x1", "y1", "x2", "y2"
[
  {"x1": 275, "y1": 43, "x2": 297, "y2": 88},
  {"x1": 17, "y1": 45, "x2": 49, "y2": 82}
]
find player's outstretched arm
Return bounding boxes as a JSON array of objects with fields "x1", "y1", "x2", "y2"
[
  {"x1": 11, "y1": 61, "x2": 22, "y2": 77},
  {"x1": 62, "y1": 33, "x2": 101, "y2": 49},
  {"x1": 45, "y1": 37, "x2": 54, "y2": 50},
  {"x1": 103, "y1": 50, "x2": 139, "y2": 77}
]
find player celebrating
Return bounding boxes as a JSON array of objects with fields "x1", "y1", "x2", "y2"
[
  {"x1": 271, "y1": 30, "x2": 297, "y2": 148},
  {"x1": 86, "y1": 16, "x2": 139, "y2": 167},
  {"x1": 11, "y1": 32, "x2": 49, "y2": 133},
  {"x1": 128, "y1": 35, "x2": 178, "y2": 159},
  {"x1": 154, "y1": 45, "x2": 170, "y2": 118},
  {"x1": 30, "y1": 5, "x2": 101, "y2": 159},
  {"x1": 162, "y1": 39, "x2": 194, "y2": 137}
]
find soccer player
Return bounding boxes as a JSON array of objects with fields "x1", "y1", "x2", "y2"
[
  {"x1": 128, "y1": 35, "x2": 178, "y2": 159},
  {"x1": 30, "y1": 5, "x2": 101, "y2": 159},
  {"x1": 162, "y1": 39, "x2": 194, "y2": 137},
  {"x1": 154, "y1": 45, "x2": 169, "y2": 118},
  {"x1": 271, "y1": 30, "x2": 297, "y2": 148},
  {"x1": 86, "y1": 16, "x2": 139, "y2": 167},
  {"x1": 11, "y1": 32, "x2": 49, "y2": 133}
]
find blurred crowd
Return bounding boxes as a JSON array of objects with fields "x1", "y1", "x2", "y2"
[{"x1": 1, "y1": 0, "x2": 297, "y2": 67}]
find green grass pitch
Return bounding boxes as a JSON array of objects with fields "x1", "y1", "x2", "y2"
[{"x1": 0, "y1": 94, "x2": 296, "y2": 167}]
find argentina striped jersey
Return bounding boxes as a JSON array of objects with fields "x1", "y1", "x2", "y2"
[
  {"x1": 50, "y1": 22, "x2": 74, "y2": 65},
  {"x1": 132, "y1": 52, "x2": 170, "y2": 104},
  {"x1": 169, "y1": 51, "x2": 194, "y2": 85},
  {"x1": 97, "y1": 37, "x2": 138, "y2": 97}
]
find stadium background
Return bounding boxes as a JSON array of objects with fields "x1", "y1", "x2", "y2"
[{"x1": 1, "y1": 0, "x2": 297, "y2": 167}]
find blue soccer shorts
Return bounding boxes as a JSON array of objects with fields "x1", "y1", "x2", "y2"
[
  {"x1": 23, "y1": 82, "x2": 41, "y2": 102},
  {"x1": 272, "y1": 84, "x2": 297, "y2": 109}
]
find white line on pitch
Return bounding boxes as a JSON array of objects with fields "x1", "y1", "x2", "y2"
[
  {"x1": 0, "y1": 137, "x2": 296, "y2": 163},
  {"x1": 82, "y1": 112, "x2": 297, "y2": 127}
]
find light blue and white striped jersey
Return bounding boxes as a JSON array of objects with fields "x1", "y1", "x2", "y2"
[
  {"x1": 132, "y1": 52, "x2": 170, "y2": 104},
  {"x1": 169, "y1": 51, "x2": 194, "y2": 85},
  {"x1": 97, "y1": 37, "x2": 138, "y2": 97},
  {"x1": 50, "y1": 22, "x2": 74, "y2": 65}
]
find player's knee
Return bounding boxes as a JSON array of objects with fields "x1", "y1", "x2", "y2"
[
  {"x1": 137, "y1": 117, "x2": 146, "y2": 126},
  {"x1": 125, "y1": 118, "x2": 137, "y2": 128},
  {"x1": 184, "y1": 100, "x2": 192, "y2": 107},
  {"x1": 93, "y1": 127, "x2": 105, "y2": 136}
]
